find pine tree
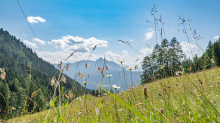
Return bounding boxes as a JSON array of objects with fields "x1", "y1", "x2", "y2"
[{"x1": 212, "y1": 42, "x2": 220, "y2": 66}]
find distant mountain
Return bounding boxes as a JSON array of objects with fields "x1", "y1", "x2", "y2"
[{"x1": 54, "y1": 57, "x2": 141, "y2": 91}]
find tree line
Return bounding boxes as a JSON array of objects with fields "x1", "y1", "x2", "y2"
[{"x1": 141, "y1": 37, "x2": 220, "y2": 84}]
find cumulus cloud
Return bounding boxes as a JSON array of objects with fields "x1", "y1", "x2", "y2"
[
  {"x1": 23, "y1": 33, "x2": 25, "y2": 36},
  {"x1": 130, "y1": 39, "x2": 133, "y2": 42},
  {"x1": 180, "y1": 42, "x2": 198, "y2": 52},
  {"x1": 23, "y1": 40, "x2": 37, "y2": 48},
  {"x1": 48, "y1": 35, "x2": 108, "y2": 53},
  {"x1": 105, "y1": 50, "x2": 129, "y2": 62},
  {"x1": 145, "y1": 31, "x2": 154, "y2": 40},
  {"x1": 33, "y1": 38, "x2": 45, "y2": 45},
  {"x1": 27, "y1": 16, "x2": 46, "y2": 24},
  {"x1": 214, "y1": 36, "x2": 220, "y2": 39},
  {"x1": 140, "y1": 47, "x2": 153, "y2": 57}
]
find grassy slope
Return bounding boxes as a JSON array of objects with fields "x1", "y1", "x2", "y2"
[{"x1": 8, "y1": 68, "x2": 220, "y2": 122}]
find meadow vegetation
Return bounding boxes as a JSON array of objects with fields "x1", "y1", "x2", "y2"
[{"x1": 1, "y1": 5, "x2": 220, "y2": 123}]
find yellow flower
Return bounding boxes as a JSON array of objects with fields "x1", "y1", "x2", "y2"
[
  {"x1": 65, "y1": 94, "x2": 69, "y2": 99},
  {"x1": 118, "y1": 60, "x2": 124, "y2": 63},
  {"x1": 128, "y1": 67, "x2": 132, "y2": 71},
  {"x1": 83, "y1": 81, "x2": 88, "y2": 85}
]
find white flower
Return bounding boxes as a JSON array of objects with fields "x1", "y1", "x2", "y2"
[
  {"x1": 112, "y1": 85, "x2": 120, "y2": 90},
  {"x1": 83, "y1": 81, "x2": 88, "y2": 85},
  {"x1": 76, "y1": 97, "x2": 81, "y2": 101},
  {"x1": 118, "y1": 60, "x2": 124, "y2": 63},
  {"x1": 159, "y1": 65, "x2": 165, "y2": 69},
  {"x1": 78, "y1": 111, "x2": 81, "y2": 115},
  {"x1": 106, "y1": 74, "x2": 112, "y2": 78},
  {"x1": 175, "y1": 71, "x2": 182, "y2": 76}
]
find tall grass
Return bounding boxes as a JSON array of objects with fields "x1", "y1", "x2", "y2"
[{"x1": 4, "y1": 5, "x2": 220, "y2": 123}]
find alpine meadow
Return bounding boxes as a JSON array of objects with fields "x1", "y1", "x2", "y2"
[{"x1": 1, "y1": 0, "x2": 220, "y2": 122}]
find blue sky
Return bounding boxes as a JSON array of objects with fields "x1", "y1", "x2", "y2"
[{"x1": 0, "y1": 0, "x2": 220, "y2": 68}]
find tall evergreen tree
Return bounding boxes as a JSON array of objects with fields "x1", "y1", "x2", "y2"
[{"x1": 212, "y1": 41, "x2": 220, "y2": 66}]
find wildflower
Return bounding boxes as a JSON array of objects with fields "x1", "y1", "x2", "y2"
[
  {"x1": 51, "y1": 77, "x2": 55, "y2": 86},
  {"x1": 78, "y1": 72, "x2": 84, "y2": 79},
  {"x1": 128, "y1": 67, "x2": 132, "y2": 71},
  {"x1": 78, "y1": 111, "x2": 81, "y2": 115},
  {"x1": 61, "y1": 69, "x2": 64, "y2": 72},
  {"x1": 143, "y1": 86, "x2": 148, "y2": 98},
  {"x1": 19, "y1": 107, "x2": 21, "y2": 108},
  {"x1": 135, "y1": 65, "x2": 138, "y2": 70},
  {"x1": 175, "y1": 71, "x2": 182, "y2": 76},
  {"x1": 61, "y1": 75, "x2": 66, "y2": 83},
  {"x1": 158, "y1": 65, "x2": 165, "y2": 69},
  {"x1": 83, "y1": 81, "x2": 88, "y2": 85},
  {"x1": 0, "y1": 72, "x2": 6, "y2": 80},
  {"x1": 103, "y1": 93, "x2": 107, "y2": 96},
  {"x1": 211, "y1": 74, "x2": 214, "y2": 76},
  {"x1": 106, "y1": 65, "x2": 109, "y2": 70},
  {"x1": 58, "y1": 62, "x2": 62, "y2": 69},
  {"x1": 65, "y1": 94, "x2": 69, "y2": 99},
  {"x1": 118, "y1": 60, "x2": 124, "y2": 63},
  {"x1": 70, "y1": 93, "x2": 73, "y2": 99},
  {"x1": 106, "y1": 74, "x2": 112, "y2": 78},
  {"x1": 112, "y1": 85, "x2": 120, "y2": 90},
  {"x1": 76, "y1": 97, "x2": 81, "y2": 101},
  {"x1": 12, "y1": 107, "x2": 16, "y2": 110},
  {"x1": 98, "y1": 67, "x2": 104, "y2": 76}
]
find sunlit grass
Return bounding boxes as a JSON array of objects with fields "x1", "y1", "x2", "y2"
[{"x1": 7, "y1": 68, "x2": 220, "y2": 122}]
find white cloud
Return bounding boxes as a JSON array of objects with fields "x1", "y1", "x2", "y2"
[
  {"x1": 23, "y1": 40, "x2": 37, "y2": 48},
  {"x1": 130, "y1": 39, "x2": 133, "y2": 42},
  {"x1": 140, "y1": 48, "x2": 153, "y2": 57},
  {"x1": 48, "y1": 35, "x2": 108, "y2": 53},
  {"x1": 23, "y1": 33, "x2": 25, "y2": 36},
  {"x1": 105, "y1": 50, "x2": 129, "y2": 62},
  {"x1": 180, "y1": 42, "x2": 198, "y2": 52},
  {"x1": 171, "y1": 29, "x2": 174, "y2": 31},
  {"x1": 27, "y1": 16, "x2": 46, "y2": 24},
  {"x1": 33, "y1": 38, "x2": 45, "y2": 45},
  {"x1": 214, "y1": 36, "x2": 220, "y2": 39},
  {"x1": 145, "y1": 31, "x2": 154, "y2": 40}
]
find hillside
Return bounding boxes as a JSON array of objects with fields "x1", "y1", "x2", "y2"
[
  {"x1": 8, "y1": 68, "x2": 220, "y2": 122},
  {"x1": 0, "y1": 28, "x2": 91, "y2": 118}
]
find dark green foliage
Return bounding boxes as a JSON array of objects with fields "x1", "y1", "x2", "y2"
[
  {"x1": 141, "y1": 37, "x2": 184, "y2": 84},
  {"x1": 0, "y1": 28, "x2": 92, "y2": 118},
  {"x1": 212, "y1": 41, "x2": 220, "y2": 66},
  {"x1": 141, "y1": 36, "x2": 220, "y2": 84}
]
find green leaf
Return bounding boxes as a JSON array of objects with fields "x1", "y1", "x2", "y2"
[
  {"x1": 99, "y1": 98, "x2": 102, "y2": 109},
  {"x1": 65, "y1": 100, "x2": 69, "y2": 108},
  {"x1": 50, "y1": 97, "x2": 57, "y2": 107}
]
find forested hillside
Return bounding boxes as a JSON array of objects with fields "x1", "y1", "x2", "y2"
[
  {"x1": 141, "y1": 37, "x2": 220, "y2": 84},
  {"x1": 0, "y1": 28, "x2": 91, "y2": 118}
]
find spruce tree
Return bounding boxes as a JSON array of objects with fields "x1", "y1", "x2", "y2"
[{"x1": 212, "y1": 42, "x2": 220, "y2": 66}]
